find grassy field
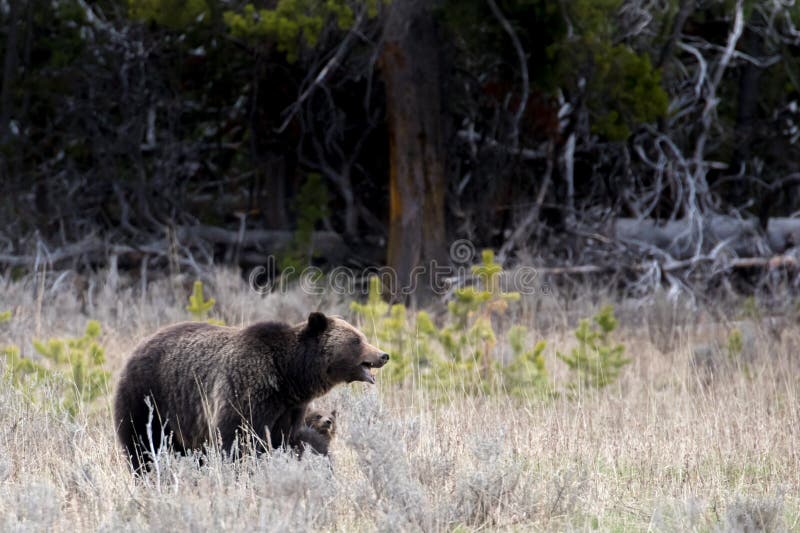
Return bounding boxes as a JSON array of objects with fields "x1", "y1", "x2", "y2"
[{"x1": 0, "y1": 269, "x2": 797, "y2": 531}]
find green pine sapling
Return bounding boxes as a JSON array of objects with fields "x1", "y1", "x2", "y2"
[
  {"x1": 557, "y1": 305, "x2": 629, "y2": 389},
  {"x1": 186, "y1": 280, "x2": 224, "y2": 325}
]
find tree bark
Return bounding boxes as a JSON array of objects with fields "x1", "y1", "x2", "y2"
[{"x1": 381, "y1": 0, "x2": 448, "y2": 298}]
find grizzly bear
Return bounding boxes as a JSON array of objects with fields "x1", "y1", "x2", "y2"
[
  {"x1": 297, "y1": 407, "x2": 337, "y2": 456},
  {"x1": 113, "y1": 312, "x2": 388, "y2": 471}
]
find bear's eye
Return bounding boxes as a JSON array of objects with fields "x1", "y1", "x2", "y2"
[
  {"x1": 315, "y1": 415, "x2": 322, "y2": 421},
  {"x1": 351, "y1": 337, "x2": 361, "y2": 347}
]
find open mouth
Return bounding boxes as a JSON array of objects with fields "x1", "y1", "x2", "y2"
[{"x1": 360, "y1": 362, "x2": 377, "y2": 384}]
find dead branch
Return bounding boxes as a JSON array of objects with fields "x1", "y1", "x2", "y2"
[
  {"x1": 277, "y1": 10, "x2": 367, "y2": 133},
  {"x1": 456, "y1": 130, "x2": 547, "y2": 160}
]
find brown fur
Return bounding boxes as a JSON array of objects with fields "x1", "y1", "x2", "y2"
[
  {"x1": 297, "y1": 407, "x2": 337, "y2": 456},
  {"x1": 113, "y1": 312, "x2": 387, "y2": 471},
  {"x1": 305, "y1": 408, "x2": 337, "y2": 438}
]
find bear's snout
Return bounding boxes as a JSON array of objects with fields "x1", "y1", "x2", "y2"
[
  {"x1": 362, "y1": 350, "x2": 389, "y2": 368},
  {"x1": 351, "y1": 344, "x2": 390, "y2": 384}
]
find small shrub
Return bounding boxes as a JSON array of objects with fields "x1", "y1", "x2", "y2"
[
  {"x1": 452, "y1": 433, "x2": 523, "y2": 528},
  {"x1": 722, "y1": 494, "x2": 784, "y2": 532},
  {"x1": 740, "y1": 296, "x2": 761, "y2": 319},
  {"x1": 0, "y1": 310, "x2": 11, "y2": 323},
  {"x1": 2, "y1": 345, "x2": 48, "y2": 385},
  {"x1": 727, "y1": 328, "x2": 743, "y2": 359},
  {"x1": 344, "y1": 391, "x2": 431, "y2": 530},
  {"x1": 350, "y1": 276, "x2": 390, "y2": 335},
  {"x1": 428, "y1": 250, "x2": 520, "y2": 391},
  {"x1": 31, "y1": 320, "x2": 110, "y2": 416},
  {"x1": 4, "y1": 321, "x2": 113, "y2": 417},
  {"x1": 351, "y1": 277, "x2": 424, "y2": 384},
  {"x1": 557, "y1": 305, "x2": 629, "y2": 389},
  {"x1": 186, "y1": 280, "x2": 224, "y2": 325},
  {"x1": 503, "y1": 327, "x2": 548, "y2": 396}
]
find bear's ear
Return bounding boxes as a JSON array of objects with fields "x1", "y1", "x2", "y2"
[
  {"x1": 306, "y1": 312, "x2": 328, "y2": 335},
  {"x1": 330, "y1": 409, "x2": 337, "y2": 419}
]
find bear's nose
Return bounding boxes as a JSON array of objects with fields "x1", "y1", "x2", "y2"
[{"x1": 379, "y1": 352, "x2": 390, "y2": 363}]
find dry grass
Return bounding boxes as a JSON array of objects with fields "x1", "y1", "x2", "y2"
[{"x1": 0, "y1": 268, "x2": 798, "y2": 531}]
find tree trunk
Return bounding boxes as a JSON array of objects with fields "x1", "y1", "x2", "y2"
[{"x1": 381, "y1": 0, "x2": 448, "y2": 299}]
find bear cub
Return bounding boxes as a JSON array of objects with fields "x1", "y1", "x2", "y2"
[
  {"x1": 113, "y1": 312, "x2": 387, "y2": 471},
  {"x1": 297, "y1": 407, "x2": 337, "y2": 456}
]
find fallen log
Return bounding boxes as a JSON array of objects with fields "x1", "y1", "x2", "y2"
[
  {"x1": 0, "y1": 236, "x2": 104, "y2": 266},
  {"x1": 176, "y1": 225, "x2": 346, "y2": 255},
  {"x1": 0, "y1": 226, "x2": 351, "y2": 269},
  {"x1": 531, "y1": 255, "x2": 799, "y2": 276},
  {"x1": 176, "y1": 225, "x2": 351, "y2": 265},
  {"x1": 612, "y1": 216, "x2": 800, "y2": 257}
]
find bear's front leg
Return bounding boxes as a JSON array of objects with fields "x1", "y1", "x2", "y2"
[
  {"x1": 213, "y1": 406, "x2": 247, "y2": 457},
  {"x1": 270, "y1": 404, "x2": 309, "y2": 452}
]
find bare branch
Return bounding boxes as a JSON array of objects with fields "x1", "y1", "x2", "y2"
[
  {"x1": 277, "y1": 11, "x2": 366, "y2": 133},
  {"x1": 456, "y1": 130, "x2": 547, "y2": 160}
]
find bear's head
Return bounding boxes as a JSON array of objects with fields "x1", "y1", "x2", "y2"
[
  {"x1": 305, "y1": 408, "x2": 337, "y2": 437},
  {"x1": 302, "y1": 312, "x2": 389, "y2": 385}
]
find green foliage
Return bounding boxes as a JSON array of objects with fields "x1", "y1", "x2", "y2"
[
  {"x1": 503, "y1": 327, "x2": 548, "y2": 395},
  {"x1": 586, "y1": 44, "x2": 668, "y2": 140},
  {"x1": 727, "y1": 328, "x2": 743, "y2": 359},
  {"x1": 2, "y1": 345, "x2": 49, "y2": 385},
  {"x1": 448, "y1": 249, "x2": 520, "y2": 328},
  {"x1": 351, "y1": 277, "x2": 420, "y2": 384},
  {"x1": 350, "y1": 276, "x2": 389, "y2": 330},
  {"x1": 279, "y1": 173, "x2": 330, "y2": 274},
  {"x1": 350, "y1": 250, "x2": 549, "y2": 396},
  {"x1": 443, "y1": 0, "x2": 666, "y2": 141},
  {"x1": 375, "y1": 304, "x2": 414, "y2": 384},
  {"x1": 740, "y1": 296, "x2": 761, "y2": 319},
  {"x1": 0, "y1": 312, "x2": 33, "y2": 385},
  {"x1": 224, "y1": 0, "x2": 386, "y2": 62},
  {"x1": 553, "y1": 0, "x2": 669, "y2": 141},
  {"x1": 442, "y1": 251, "x2": 520, "y2": 388},
  {"x1": 129, "y1": 0, "x2": 212, "y2": 30},
  {"x1": 18, "y1": 321, "x2": 111, "y2": 416},
  {"x1": 557, "y1": 305, "x2": 630, "y2": 389},
  {"x1": 566, "y1": 0, "x2": 623, "y2": 37},
  {"x1": 186, "y1": 280, "x2": 224, "y2": 324}
]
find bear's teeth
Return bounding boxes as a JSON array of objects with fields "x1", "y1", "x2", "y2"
[{"x1": 360, "y1": 365, "x2": 376, "y2": 384}]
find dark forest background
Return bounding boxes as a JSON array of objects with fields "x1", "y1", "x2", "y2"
[{"x1": 3, "y1": 0, "x2": 800, "y2": 297}]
